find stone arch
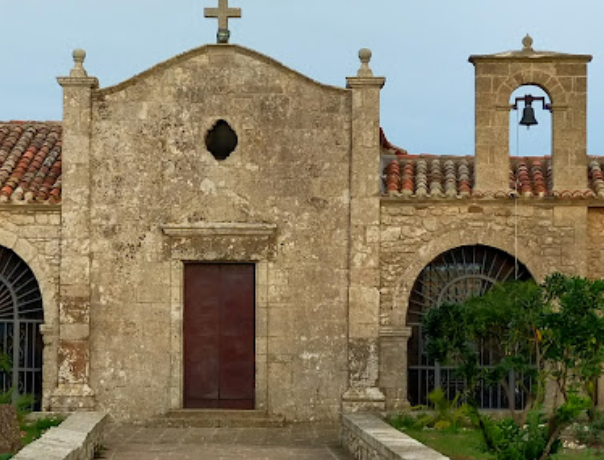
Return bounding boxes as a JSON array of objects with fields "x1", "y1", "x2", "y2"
[
  {"x1": 0, "y1": 227, "x2": 59, "y2": 410},
  {"x1": 494, "y1": 70, "x2": 568, "y2": 108},
  {"x1": 390, "y1": 230, "x2": 543, "y2": 328},
  {"x1": 0, "y1": 229, "x2": 58, "y2": 324},
  {"x1": 404, "y1": 243, "x2": 535, "y2": 408}
]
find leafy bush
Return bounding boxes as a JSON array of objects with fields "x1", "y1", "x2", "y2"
[
  {"x1": 469, "y1": 409, "x2": 564, "y2": 460},
  {"x1": 421, "y1": 274, "x2": 604, "y2": 459}
]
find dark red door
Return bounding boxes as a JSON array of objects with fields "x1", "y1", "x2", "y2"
[{"x1": 184, "y1": 264, "x2": 255, "y2": 409}]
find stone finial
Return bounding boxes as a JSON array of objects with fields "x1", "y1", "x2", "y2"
[
  {"x1": 522, "y1": 34, "x2": 534, "y2": 52},
  {"x1": 70, "y1": 49, "x2": 88, "y2": 78},
  {"x1": 357, "y1": 48, "x2": 373, "y2": 77}
]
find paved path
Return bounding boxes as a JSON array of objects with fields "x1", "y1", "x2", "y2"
[{"x1": 103, "y1": 424, "x2": 354, "y2": 460}]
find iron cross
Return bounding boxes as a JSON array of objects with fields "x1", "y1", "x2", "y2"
[{"x1": 204, "y1": 0, "x2": 242, "y2": 43}]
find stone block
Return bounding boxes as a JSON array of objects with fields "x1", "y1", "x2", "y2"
[{"x1": 0, "y1": 405, "x2": 21, "y2": 454}]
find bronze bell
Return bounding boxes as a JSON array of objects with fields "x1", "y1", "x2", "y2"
[{"x1": 519, "y1": 105, "x2": 538, "y2": 128}]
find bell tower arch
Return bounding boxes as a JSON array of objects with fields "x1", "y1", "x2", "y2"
[{"x1": 469, "y1": 35, "x2": 592, "y2": 194}]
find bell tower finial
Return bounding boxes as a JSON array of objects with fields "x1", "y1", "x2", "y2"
[{"x1": 522, "y1": 34, "x2": 534, "y2": 52}]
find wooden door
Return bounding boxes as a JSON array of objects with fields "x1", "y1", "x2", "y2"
[{"x1": 184, "y1": 264, "x2": 255, "y2": 409}]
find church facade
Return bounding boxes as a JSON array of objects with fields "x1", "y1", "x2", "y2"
[{"x1": 0, "y1": 26, "x2": 602, "y2": 421}]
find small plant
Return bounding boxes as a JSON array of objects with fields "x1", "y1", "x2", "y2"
[
  {"x1": 0, "y1": 350, "x2": 36, "y2": 417},
  {"x1": 388, "y1": 412, "x2": 418, "y2": 431},
  {"x1": 0, "y1": 352, "x2": 10, "y2": 374},
  {"x1": 19, "y1": 416, "x2": 64, "y2": 446},
  {"x1": 0, "y1": 389, "x2": 36, "y2": 420},
  {"x1": 389, "y1": 388, "x2": 470, "y2": 432},
  {"x1": 425, "y1": 388, "x2": 469, "y2": 430},
  {"x1": 573, "y1": 412, "x2": 604, "y2": 448}
]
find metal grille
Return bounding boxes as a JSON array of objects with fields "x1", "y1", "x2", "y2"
[
  {"x1": 407, "y1": 245, "x2": 532, "y2": 409},
  {"x1": 0, "y1": 247, "x2": 44, "y2": 410}
]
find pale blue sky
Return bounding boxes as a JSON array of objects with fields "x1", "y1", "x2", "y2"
[{"x1": 0, "y1": 0, "x2": 602, "y2": 156}]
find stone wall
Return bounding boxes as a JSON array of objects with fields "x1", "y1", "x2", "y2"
[
  {"x1": 588, "y1": 208, "x2": 604, "y2": 279},
  {"x1": 13, "y1": 412, "x2": 108, "y2": 460},
  {"x1": 378, "y1": 199, "x2": 589, "y2": 408},
  {"x1": 341, "y1": 413, "x2": 449, "y2": 460},
  {"x1": 85, "y1": 45, "x2": 353, "y2": 420},
  {"x1": 0, "y1": 206, "x2": 61, "y2": 410}
]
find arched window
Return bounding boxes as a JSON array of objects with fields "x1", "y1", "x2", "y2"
[
  {"x1": 407, "y1": 245, "x2": 532, "y2": 408},
  {"x1": 0, "y1": 246, "x2": 44, "y2": 409}
]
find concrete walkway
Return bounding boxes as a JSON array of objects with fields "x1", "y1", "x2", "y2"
[{"x1": 103, "y1": 423, "x2": 354, "y2": 460}]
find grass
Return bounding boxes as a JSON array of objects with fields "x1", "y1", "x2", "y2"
[
  {"x1": 0, "y1": 416, "x2": 64, "y2": 459},
  {"x1": 402, "y1": 427, "x2": 604, "y2": 460},
  {"x1": 405, "y1": 427, "x2": 490, "y2": 460}
]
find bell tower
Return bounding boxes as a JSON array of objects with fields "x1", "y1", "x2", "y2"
[{"x1": 469, "y1": 36, "x2": 592, "y2": 194}]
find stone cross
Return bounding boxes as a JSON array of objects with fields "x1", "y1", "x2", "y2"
[{"x1": 204, "y1": 0, "x2": 242, "y2": 44}]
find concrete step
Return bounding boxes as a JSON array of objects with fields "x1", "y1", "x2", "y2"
[{"x1": 149, "y1": 409, "x2": 286, "y2": 428}]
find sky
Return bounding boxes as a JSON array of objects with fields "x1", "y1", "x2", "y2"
[{"x1": 0, "y1": 0, "x2": 602, "y2": 157}]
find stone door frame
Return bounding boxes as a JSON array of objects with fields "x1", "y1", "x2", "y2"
[{"x1": 162, "y1": 222, "x2": 276, "y2": 412}]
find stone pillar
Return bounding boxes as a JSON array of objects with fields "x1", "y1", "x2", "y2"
[
  {"x1": 51, "y1": 50, "x2": 98, "y2": 411},
  {"x1": 342, "y1": 49, "x2": 386, "y2": 412},
  {"x1": 551, "y1": 64, "x2": 589, "y2": 192},
  {"x1": 472, "y1": 74, "x2": 510, "y2": 194},
  {"x1": 379, "y1": 326, "x2": 412, "y2": 411}
]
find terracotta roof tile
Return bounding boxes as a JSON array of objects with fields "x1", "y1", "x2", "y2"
[
  {"x1": 381, "y1": 129, "x2": 603, "y2": 200},
  {"x1": 0, "y1": 122, "x2": 61, "y2": 204}
]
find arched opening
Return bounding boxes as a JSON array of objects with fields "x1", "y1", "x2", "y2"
[
  {"x1": 0, "y1": 246, "x2": 44, "y2": 410},
  {"x1": 509, "y1": 86, "x2": 552, "y2": 195},
  {"x1": 509, "y1": 85, "x2": 552, "y2": 158},
  {"x1": 407, "y1": 245, "x2": 532, "y2": 408}
]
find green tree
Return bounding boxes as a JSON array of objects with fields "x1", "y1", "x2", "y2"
[{"x1": 422, "y1": 273, "x2": 604, "y2": 460}]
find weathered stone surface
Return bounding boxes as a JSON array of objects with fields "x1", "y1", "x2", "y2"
[
  {"x1": 470, "y1": 38, "x2": 591, "y2": 193},
  {"x1": 0, "y1": 405, "x2": 21, "y2": 454},
  {"x1": 80, "y1": 44, "x2": 354, "y2": 421},
  {"x1": 13, "y1": 411, "x2": 108, "y2": 460},
  {"x1": 342, "y1": 413, "x2": 449, "y2": 460}
]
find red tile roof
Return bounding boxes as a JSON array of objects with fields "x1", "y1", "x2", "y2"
[
  {"x1": 381, "y1": 129, "x2": 602, "y2": 200},
  {"x1": 0, "y1": 122, "x2": 62, "y2": 204},
  {"x1": 1, "y1": 123, "x2": 601, "y2": 203}
]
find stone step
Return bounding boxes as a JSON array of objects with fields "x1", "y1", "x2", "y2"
[{"x1": 149, "y1": 410, "x2": 285, "y2": 428}]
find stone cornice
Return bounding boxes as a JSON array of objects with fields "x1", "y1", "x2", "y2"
[
  {"x1": 57, "y1": 76, "x2": 99, "y2": 89},
  {"x1": 95, "y1": 44, "x2": 349, "y2": 98},
  {"x1": 0, "y1": 204, "x2": 61, "y2": 212},
  {"x1": 346, "y1": 77, "x2": 386, "y2": 89},
  {"x1": 469, "y1": 53, "x2": 592, "y2": 64},
  {"x1": 380, "y1": 196, "x2": 604, "y2": 207},
  {"x1": 161, "y1": 222, "x2": 277, "y2": 237}
]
